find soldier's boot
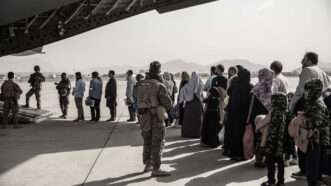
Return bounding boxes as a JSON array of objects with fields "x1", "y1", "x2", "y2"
[
  {"x1": 37, "y1": 103, "x2": 41, "y2": 110},
  {"x1": 23, "y1": 102, "x2": 29, "y2": 108},
  {"x1": 151, "y1": 169, "x2": 170, "y2": 177},
  {"x1": 143, "y1": 164, "x2": 153, "y2": 173}
]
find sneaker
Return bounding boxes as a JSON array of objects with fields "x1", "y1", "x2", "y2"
[
  {"x1": 151, "y1": 170, "x2": 171, "y2": 177},
  {"x1": 22, "y1": 105, "x2": 29, "y2": 108},
  {"x1": 261, "y1": 181, "x2": 275, "y2": 186},
  {"x1": 291, "y1": 171, "x2": 306, "y2": 180},
  {"x1": 127, "y1": 119, "x2": 136, "y2": 122},
  {"x1": 276, "y1": 183, "x2": 285, "y2": 186},
  {"x1": 143, "y1": 165, "x2": 153, "y2": 173}
]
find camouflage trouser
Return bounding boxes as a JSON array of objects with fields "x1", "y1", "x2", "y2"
[
  {"x1": 26, "y1": 88, "x2": 41, "y2": 109},
  {"x1": 140, "y1": 111, "x2": 165, "y2": 170},
  {"x1": 59, "y1": 96, "x2": 69, "y2": 116},
  {"x1": 2, "y1": 99, "x2": 19, "y2": 127}
]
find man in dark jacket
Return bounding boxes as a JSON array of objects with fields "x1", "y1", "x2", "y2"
[
  {"x1": 24, "y1": 65, "x2": 45, "y2": 109},
  {"x1": 1, "y1": 72, "x2": 23, "y2": 129},
  {"x1": 105, "y1": 70, "x2": 117, "y2": 121},
  {"x1": 55, "y1": 73, "x2": 71, "y2": 119}
]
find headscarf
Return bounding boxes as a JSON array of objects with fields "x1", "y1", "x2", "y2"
[
  {"x1": 179, "y1": 72, "x2": 204, "y2": 103},
  {"x1": 251, "y1": 68, "x2": 274, "y2": 111},
  {"x1": 163, "y1": 72, "x2": 174, "y2": 96}
]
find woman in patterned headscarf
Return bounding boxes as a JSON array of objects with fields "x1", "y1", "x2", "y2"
[
  {"x1": 248, "y1": 68, "x2": 274, "y2": 167},
  {"x1": 251, "y1": 68, "x2": 274, "y2": 111}
]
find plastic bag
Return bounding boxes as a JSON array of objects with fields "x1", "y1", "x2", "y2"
[
  {"x1": 218, "y1": 127, "x2": 225, "y2": 145},
  {"x1": 243, "y1": 124, "x2": 255, "y2": 160}
]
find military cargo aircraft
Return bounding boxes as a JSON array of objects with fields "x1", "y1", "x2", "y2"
[{"x1": 0, "y1": 0, "x2": 218, "y2": 57}]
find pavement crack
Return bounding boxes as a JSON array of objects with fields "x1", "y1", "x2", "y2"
[{"x1": 80, "y1": 114, "x2": 123, "y2": 186}]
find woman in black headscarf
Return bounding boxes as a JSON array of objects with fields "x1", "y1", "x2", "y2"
[
  {"x1": 201, "y1": 87, "x2": 222, "y2": 148},
  {"x1": 223, "y1": 68, "x2": 253, "y2": 161}
]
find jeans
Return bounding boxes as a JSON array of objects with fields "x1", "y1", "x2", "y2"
[
  {"x1": 90, "y1": 98, "x2": 101, "y2": 121},
  {"x1": 74, "y1": 97, "x2": 84, "y2": 120}
]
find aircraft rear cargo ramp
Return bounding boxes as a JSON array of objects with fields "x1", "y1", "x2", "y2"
[{"x1": 0, "y1": 0, "x2": 218, "y2": 57}]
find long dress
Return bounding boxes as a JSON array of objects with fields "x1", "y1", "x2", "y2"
[
  {"x1": 224, "y1": 69, "x2": 253, "y2": 159},
  {"x1": 201, "y1": 89, "x2": 221, "y2": 148},
  {"x1": 182, "y1": 97, "x2": 203, "y2": 138},
  {"x1": 178, "y1": 80, "x2": 188, "y2": 126}
]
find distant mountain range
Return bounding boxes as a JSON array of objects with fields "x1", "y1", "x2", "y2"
[
  {"x1": 84, "y1": 59, "x2": 266, "y2": 74},
  {"x1": 2, "y1": 56, "x2": 330, "y2": 75}
]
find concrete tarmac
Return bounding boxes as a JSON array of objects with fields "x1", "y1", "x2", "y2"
[{"x1": 0, "y1": 117, "x2": 306, "y2": 186}]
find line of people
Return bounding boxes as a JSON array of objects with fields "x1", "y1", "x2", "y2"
[
  {"x1": 174, "y1": 52, "x2": 330, "y2": 186},
  {"x1": 0, "y1": 65, "x2": 179, "y2": 128}
]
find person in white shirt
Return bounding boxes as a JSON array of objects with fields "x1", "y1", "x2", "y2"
[
  {"x1": 270, "y1": 61, "x2": 289, "y2": 94},
  {"x1": 290, "y1": 52, "x2": 331, "y2": 111}
]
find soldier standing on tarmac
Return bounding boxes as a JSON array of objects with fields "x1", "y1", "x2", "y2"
[
  {"x1": 55, "y1": 73, "x2": 71, "y2": 119},
  {"x1": 24, "y1": 65, "x2": 46, "y2": 109},
  {"x1": 135, "y1": 61, "x2": 173, "y2": 177},
  {"x1": 1, "y1": 72, "x2": 23, "y2": 129}
]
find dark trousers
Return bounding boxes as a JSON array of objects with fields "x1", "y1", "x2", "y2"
[
  {"x1": 128, "y1": 105, "x2": 136, "y2": 120},
  {"x1": 74, "y1": 97, "x2": 84, "y2": 120},
  {"x1": 90, "y1": 98, "x2": 101, "y2": 121},
  {"x1": 306, "y1": 143, "x2": 322, "y2": 186},
  {"x1": 298, "y1": 149, "x2": 306, "y2": 174},
  {"x1": 108, "y1": 103, "x2": 117, "y2": 120},
  {"x1": 59, "y1": 96, "x2": 69, "y2": 116},
  {"x1": 2, "y1": 99, "x2": 18, "y2": 127},
  {"x1": 26, "y1": 88, "x2": 41, "y2": 109},
  {"x1": 266, "y1": 155, "x2": 285, "y2": 184}
]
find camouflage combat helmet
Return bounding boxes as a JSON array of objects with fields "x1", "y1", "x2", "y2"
[
  {"x1": 304, "y1": 79, "x2": 323, "y2": 101},
  {"x1": 149, "y1": 61, "x2": 161, "y2": 74},
  {"x1": 271, "y1": 92, "x2": 287, "y2": 111}
]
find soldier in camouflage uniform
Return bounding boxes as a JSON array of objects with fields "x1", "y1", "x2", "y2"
[
  {"x1": 1, "y1": 72, "x2": 23, "y2": 129},
  {"x1": 261, "y1": 93, "x2": 289, "y2": 186},
  {"x1": 24, "y1": 65, "x2": 45, "y2": 109},
  {"x1": 55, "y1": 73, "x2": 71, "y2": 119},
  {"x1": 303, "y1": 79, "x2": 330, "y2": 186},
  {"x1": 135, "y1": 61, "x2": 172, "y2": 177}
]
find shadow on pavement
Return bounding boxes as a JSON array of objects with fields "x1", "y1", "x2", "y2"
[{"x1": 0, "y1": 119, "x2": 141, "y2": 174}]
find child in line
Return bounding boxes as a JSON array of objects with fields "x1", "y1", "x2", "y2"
[
  {"x1": 302, "y1": 79, "x2": 330, "y2": 186},
  {"x1": 261, "y1": 93, "x2": 289, "y2": 186}
]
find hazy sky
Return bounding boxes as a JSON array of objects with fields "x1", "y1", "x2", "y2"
[{"x1": 1, "y1": 0, "x2": 331, "y2": 71}]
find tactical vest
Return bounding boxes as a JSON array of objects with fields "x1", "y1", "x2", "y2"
[
  {"x1": 1, "y1": 81, "x2": 20, "y2": 98},
  {"x1": 136, "y1": 79, "x2": 161, "y2": 109}
]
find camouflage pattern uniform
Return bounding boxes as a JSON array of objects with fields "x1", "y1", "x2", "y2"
[
  {"x1": 303, "y1": 79, "x2": 330, "y2": 186},
  {"x1": 56, "y1": 78, "x2": 71, "y2": 117},
  {"x1": 26, "y1": 72, "x2": 45, "y2": 109},
  {"x1": 136, "y1": 62, "x2": 172, "y2": 176},
  {"x1": 263, "y1": 93, "x2": 288, "y2": 185},
  {"x1": 1, "y1": 80, "x2": 23, "y2": 128}
]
